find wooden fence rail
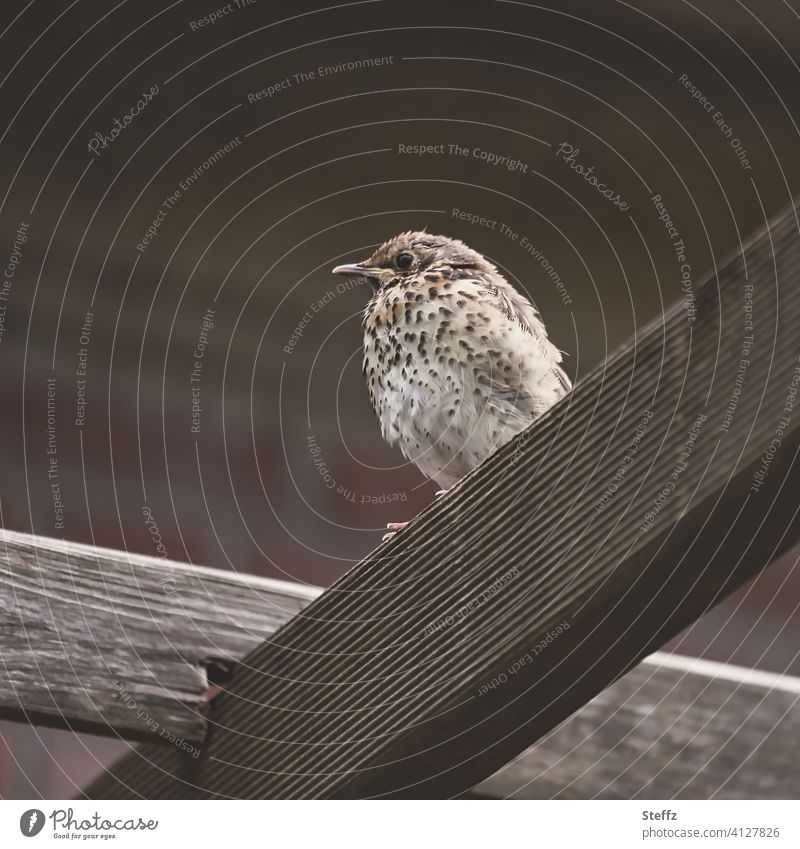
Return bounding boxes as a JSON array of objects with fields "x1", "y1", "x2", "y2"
[
  {"x1": 0, "y1": 529, "x2": 316, "y2": 741},
  {"x1": 473, "y1": 653, "x2": 800, "y2": 799}
]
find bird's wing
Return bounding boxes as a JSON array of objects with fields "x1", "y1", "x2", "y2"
[
  {"x1": 461, "y1": 278, "x2": 572, "y2": 418},
  {"x1": 463, "y1": 277, "x2": 567, "y2": 364},
  {"x1": 478, "y1": 280, "x2": 548, "y2": 340}
]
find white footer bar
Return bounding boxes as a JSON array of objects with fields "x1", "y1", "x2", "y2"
[{"x1": 1, "y1": 800, "x2": 797, "y2": 848}]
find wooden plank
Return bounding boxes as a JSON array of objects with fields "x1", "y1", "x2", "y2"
[
  {"x1": 0, "y1": 529, "x2": 317, "y2": 741},
  {"x1": 475, "y1": 652, "x2": 800, "y2": 799},
  {"x1": 85, "y1": 198, "x2": 800, "y2": 799}
]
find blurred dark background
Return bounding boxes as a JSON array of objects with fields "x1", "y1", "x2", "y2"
[{"x1": 1, "y1": 0, "x2": 799, "y2": 797}]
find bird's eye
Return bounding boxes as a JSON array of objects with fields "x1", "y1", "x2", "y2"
[{"x1": 395, "y1": 252, "x2": 414, "y2": 270}]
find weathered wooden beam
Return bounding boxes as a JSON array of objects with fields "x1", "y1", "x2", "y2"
[
  {"x1": 475, "y1": 652, "x2": 800, "y2": 799},
  {"x1": 0, "y1": 529, "x2": 317, "y2": 741}
]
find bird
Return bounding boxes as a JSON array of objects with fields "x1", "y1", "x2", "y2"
[{"x1": 332, "y1": 231, "x2": 571, "y2": 540}]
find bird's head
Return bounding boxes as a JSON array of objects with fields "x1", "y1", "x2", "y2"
[{"x1": 332, "y1": 231, "x2": 499, "y2": 290}]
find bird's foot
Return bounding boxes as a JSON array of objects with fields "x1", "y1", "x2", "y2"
[
  {"x1": 382, "y1": 521, "x2": 408, "y2": 543},
  {"x1": 382, "y1": 489, "x2": 453, "y2": 541}
]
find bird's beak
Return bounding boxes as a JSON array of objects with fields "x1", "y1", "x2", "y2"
[{"x1": 331, "y1": 262, "x2": 373, "y2": 277}]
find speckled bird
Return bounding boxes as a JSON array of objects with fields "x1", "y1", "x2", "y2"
[{"x1": 333, "y1": 231, "x2": 571, "y2": 539}]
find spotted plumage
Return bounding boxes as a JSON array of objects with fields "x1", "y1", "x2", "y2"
[{"x1": 333, "y1": 231, "x2": 571, "y2": 530}]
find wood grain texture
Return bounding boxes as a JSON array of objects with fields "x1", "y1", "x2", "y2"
[
  {"x1": 0, "y1": 529, "x2": 318, "y2": 741},
  {"x1": 475, "y1": 655, "x2": 800, "y2": 799}
]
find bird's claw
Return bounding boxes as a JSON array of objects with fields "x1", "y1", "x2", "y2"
[
  {"x1": 382, "y1": 490, "x2": 451, "y2": 541},
  {"x1": 382, "y1": 521, "x2": 408, "y2": 542}
]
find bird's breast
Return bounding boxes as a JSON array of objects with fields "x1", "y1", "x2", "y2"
[
  {"x1": 361, "y1": 277, "x2": 566, "y2": 486},
  {"x1": 362, "y1": 295, "x2": 453, "y2": 445}
]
